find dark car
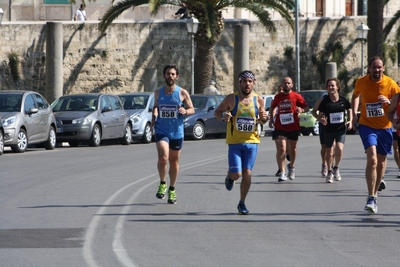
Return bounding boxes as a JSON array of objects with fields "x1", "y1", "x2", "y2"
[
  {"x1": 0, "y1": 90, "x2": 57, "y2": 153},
  {"x1": 0, "y1": 117, "x2": 4, "y2": 155},
  {"x1": 118, "y1": 92, "x2": 154, "y2": 143},
  {"x1": 51, "y1": 94, "x2": 132, "y2": 147},
  {"x1": 184, "y1": 94, "x2": 226, "y2": 140}
]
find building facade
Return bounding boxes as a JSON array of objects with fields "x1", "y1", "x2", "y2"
[{"x1": 0, "y1": 0, "x2": 398, "y2": 22}]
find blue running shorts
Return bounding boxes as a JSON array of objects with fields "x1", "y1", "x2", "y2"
[
  {"x1": 228, "y1": 143, "x2": 258, "y2": 173},
  {"x1": 358, "y1": 124, "x2": 392, "y2": 155}
]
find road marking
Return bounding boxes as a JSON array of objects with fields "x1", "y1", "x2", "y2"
[{"x1": 84, "y1": 154, "x2": 226, "y2": 267}]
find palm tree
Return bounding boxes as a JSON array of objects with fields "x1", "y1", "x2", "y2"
[
  {"x1": 99, "y1": 0, "x2": 295, "y2": 94},
  {"x1": 367, "y1": 0, "x2": 385, "y2": 58}
]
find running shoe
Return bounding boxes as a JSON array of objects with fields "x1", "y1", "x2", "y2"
[
  {"x1": 397, "y1": 169, "x2": 400, "y2": 178},
  {"x1": 321, "y1": 165, "x2": 328, "y2": 177},
  {"x1": 278, "y1": 172, "x2": 287, "y2": 182},
  {"x1": 167, "y1": 189, "x2": 177, "y2": 204},
  {"x1": 287, "y1": 164, "x2": 295, "y2": 180},
  {"x1": 333, "y1": 167, "x2": 341, "y2": 181},
  {"x1": 326, "y1": 171, "x2": 333, "y2": 183},
  {"x1": 225, "y1": 175, "x2": 235, "y2": 191},
  {"x1": 378, "y1": 180, "x2": 386, "y2": 191},
  {"x1": 364, "y1": 196, "x2": 377, "y2": 213},
  {"x1": 156, "y1": 183, "x2": 167, "y2": 199},
  {"x1": 275, "y1": 169, "x2": 283, "y2": 177},
  {"x1": 237, "y1": 201, "x2": 249, "y2": 215}
]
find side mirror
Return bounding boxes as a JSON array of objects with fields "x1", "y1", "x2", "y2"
[
  {"x1": 102, "y1": 106, "x2": 112, "y2": 113},
  {"x1": 207, "y1": 106, "x2": 216, "y2": 112},
  {"x1": 28, "y1": 108, "x2": 39, "y2": 114}
]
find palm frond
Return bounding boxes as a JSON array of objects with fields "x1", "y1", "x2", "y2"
[{"x1": 99, "y1": 0, "x2": 150, "y2": 33}]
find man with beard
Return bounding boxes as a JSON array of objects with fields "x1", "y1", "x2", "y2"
[
  {"x1": 352, "y1": 56, "x2": 399, "y2": 213},
  {"x1": 214, "y1": 70, "x2": 268, "y2": 214},
  {"x1": 270, "y1": 77, "x2": 309, "y2": 182},
  {"x1": 151, "y1": 64, "x2": 194, "y2": 204}
]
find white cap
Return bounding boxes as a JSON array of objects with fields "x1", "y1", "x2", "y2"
[{"x1": 210, "y1": 80, "x2": 216, "y2": 85}]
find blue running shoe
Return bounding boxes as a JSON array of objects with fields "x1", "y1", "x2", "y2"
[
  {"x1": 237, "y1": 201, "x2": 249, "y2": 215},
  {"x1": 225, "y1": 175, "x2": 235, "y2": 191},
  {"x1": 364, "y1": 196, "x2": 377, "y2": 213}
]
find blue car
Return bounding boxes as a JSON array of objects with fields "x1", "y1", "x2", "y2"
[{"x1": 184, "y1": 94, "x2": 226, "y2": 140}]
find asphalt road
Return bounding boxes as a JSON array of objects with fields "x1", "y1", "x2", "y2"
[{"x1": 0, "y1": 134, "x2": 400, "y2": 267}]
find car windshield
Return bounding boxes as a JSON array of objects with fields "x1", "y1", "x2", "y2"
[
  {"x1": 119, "y1": 95, "x2": 149, "y2": 110},
  {"x1": 299, "y1": 91, "x2": 326, "y2": 108},
  {"x1": 0, "y1": 94, "x2": 22, "y2": 112},
  {"x1": 52, "y1": 95, "x2": 98, "y2": 112},
  {"x1": 191, "y1": 96, "x2": 208, "y2": 109}
]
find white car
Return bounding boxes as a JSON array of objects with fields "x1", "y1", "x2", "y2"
[{"x1": 262, "y1": 95, "x2": 275, "y2": 136}]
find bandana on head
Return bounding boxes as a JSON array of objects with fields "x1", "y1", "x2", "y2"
[{"x1": 238, "y1": 71, "x2": 256, "y2": 82}]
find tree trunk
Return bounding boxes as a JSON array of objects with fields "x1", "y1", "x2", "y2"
[
  {"x1": 194, "y1": 41, "x2": 216, "y2": 94},
  {"x1": 367, "y1": 0, "x2": 384, "y2": 59}
]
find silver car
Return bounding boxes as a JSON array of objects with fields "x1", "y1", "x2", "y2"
[
  {"x1": 118, "y1": 92, "x2": 154, "y2": 143},
  {"x1": 51, "y1": 94, "x2": 132, "y2": 147},
  {"x1": 0, "y1": 90, "x2": 57, "y2": 153}
]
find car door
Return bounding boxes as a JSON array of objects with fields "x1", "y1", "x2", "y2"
[
  {"x1": 202, "y1": 96, "x2": 222, "y2": 134},
  {"x1": 33, "y1": 93, "x2": 51, "y2": 141},
  {"x1": 23, "y1": 93, "x2": 41, "y2": 142},
  {"x1": 99, "y1": 95, "x2": 115, "y2": 139},
  {"x1": 108, "y1": 95, "x2": 127, "y2": 138}
]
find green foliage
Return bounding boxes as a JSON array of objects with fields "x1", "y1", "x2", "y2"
[
  {"x1": 383, "y1": 41, "x2": 397, "y2": 66},
  {"x1": 311, "y1": 40, "x2": 345, "y2": 85},
  {"x1": 283, "y1": 46, "x2": 294, "y2": 60},
  {"x1": 7, "y1": 51, "x2": 20, "y2": 81}
]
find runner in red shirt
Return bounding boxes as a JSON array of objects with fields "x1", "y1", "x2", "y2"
[{"x1": 270, "y1": 77, "x2": 309, "y2": 182}]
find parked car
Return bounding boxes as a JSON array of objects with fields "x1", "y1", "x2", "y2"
[
  {"x1": 262, "y1": 94, "x2": 275, "y2": 135},
  {"x1": 0, "y1": 90, "x2": 57, "y2": 153},
  {"x1": 118, "y1": 92, "x2": 154, "y2": 143},
  {"x1": 298, "y1": 90, "x2": 327, "y2": 136},
  {"x1": 184, "y1": 94, "x2": 226, "y2": 140},
  {"x1": 51, "y1": 94, "x2": 132, "y2": 147},
  {"x1": 0, "y1": 117, "x2": 4, "y2": 155}
]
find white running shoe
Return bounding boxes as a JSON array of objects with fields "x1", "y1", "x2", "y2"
[
  {"x1": 333, "y1": 167, "x2": 341, "y2": 181},
  {"x1": 287, "y1": 164, "x2": 295, "y2": 180},
  {"x1": 326, "y1": 172, "x2": 333, "y2": 183},
  {"x1": 278, "y1": 173, "x2": 287, "y2": 182}
]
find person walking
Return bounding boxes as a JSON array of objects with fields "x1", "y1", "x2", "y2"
[
  {"x1": 214, "y1": 70, "x2": 268, "y2": 214},
  {"x1": 351, "y1": 56, "x2": 399, "y2": 213},
  {"x1": 315, "y1": 78, "x2": 352, "y2": 183},
  {"x1": 151, "y1": 64, "x2": 195, "y2": 204},
  {"x1": 74, "y1": 4, "x2": 87, "y2": 21},
  {"x1": 270, "y1": 77, "x2": 309, "y2": 182},
  {"x1": 203, "y1": 80, "x2": 220, "y2": 95}
]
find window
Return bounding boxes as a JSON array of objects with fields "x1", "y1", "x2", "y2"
[
  {"x1": 108, "y1": 95, "x2": 122, "y2": 111},
  {"x1": 100, "y1": 96, "x2": 111, "y2": 110},
  {"x1": 24, "y1": 94, "x2": 36, "y2": 113},
  {"x1": 34, "y1": 94, "x2": 48, "y2": 110}
]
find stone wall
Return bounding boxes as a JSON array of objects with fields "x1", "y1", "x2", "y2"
[{"x1": 0, "y1": 18, "x2": 398, "y2": 98}]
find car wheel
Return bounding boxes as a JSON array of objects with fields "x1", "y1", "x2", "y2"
[
  {"x1": 301, "y1": 131, "x2": 311, "y2": 136},
  {"x1": 191, "y1": 122, "x2": 205, "y2": 140},
  {"x1": 121, "y1": 123, "x2": 132, "y2": 145},
  {"x1": 141, "y1": 123, "x2": 152, "y2": 143},
  {"x1": 11, "y1": 128, "x2": 28, "y2": 153},
  {"x1": 89, "y1": 124, "x2": 101, "y2": 147},
  {"x1": 312, "y1": 121, "x2": 320, "y2": 136},
  {"x1": 44, "y1": 126, "x2": 57, "y2": 150},
  {"x1": 0, "y1": 130, "x2": 4, "y2": 155},
  {"x1": 68, "y1": 141, "x2": 80, "y2": 147}
]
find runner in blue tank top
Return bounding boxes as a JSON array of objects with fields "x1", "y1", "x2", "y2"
[{"x1": 151, "y1": 64, "x2": 195, "y2": 204}]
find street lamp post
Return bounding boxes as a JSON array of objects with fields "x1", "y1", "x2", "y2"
[
  {"x1": 186, "y1": 16, "x2": 199, "y2": 95},
  {"x1": 356, "y1": 22, "x2": 370, "y2": 76}
]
